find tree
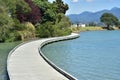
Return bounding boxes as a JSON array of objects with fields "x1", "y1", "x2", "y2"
[
  {"x1": 53, "y1": 0, "x2": 69, "y2": 14},
  {"x1": 0, "y1": 0, "x2": 14, "y2": 42},
  {"x1": 2, "y1": 0, "x2": 31, "y2": 18},
  {"x1": 33, "y1": 0, "x2": 56, "y2": 23},
  {"x1": 16, "y1": 0, "x2": 42, "y2": 24},
  {"x1": 53, "y1": 13, "x2": 71, "y2": 36},
  {"x1": 100, "y1": 13, "x2": 119, "y2": 29},
  {"x1": 88, "y1": 22, "x2": 97, "y2": 26},
  {"x1": 33, "y1": 0, "x2": 71, "y2": 37},
  {"x1": 0, "y1": 0, "x2": 41, "y2": 42},
  {"x1": 117, "y1": 22, "x2": 120, "y2": 28}
]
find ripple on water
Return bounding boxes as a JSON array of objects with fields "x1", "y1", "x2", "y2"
[{"x1": 42, "y1": 30, "x2": 120, "y2": 80}]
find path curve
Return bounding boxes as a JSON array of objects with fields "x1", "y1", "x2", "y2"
[{"x1": 7, "y1": 33, "x2": 79, "y2": 80}]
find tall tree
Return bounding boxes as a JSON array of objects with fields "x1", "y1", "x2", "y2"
[
  {"x1": 0, "y1": 0, "x2": 14, "y2": 42},
  {"x1": 53, "y1": 0, "x2": 69, "y2": 14},
  {"x1": 33, "y1": 0, "x2": 56, "y2": 23},
  {"x1": 100, "y1": 13, "x2": 119, "y2": 29},
  {"x1": 2, "y1": 0, "x2": 30, "y2": 18},
  {"x1": 16, "y1": 0, "x2": 42, "y2": 24}
]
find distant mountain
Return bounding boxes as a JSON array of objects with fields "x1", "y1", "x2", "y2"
[{"x1": 68, "y1": 7, "x2": 120, "y2": 24}]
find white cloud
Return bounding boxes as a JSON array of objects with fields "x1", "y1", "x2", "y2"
[{"x1": 72, "y1": 0, "x2": 79, "y2": 3}]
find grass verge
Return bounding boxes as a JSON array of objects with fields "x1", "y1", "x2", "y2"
[
  {"x1": 0, "y1": 42, "x2": 20, "y2": 80},
  {"x1": 71, "y1": 26, "x2": 119, "y2": 33}
]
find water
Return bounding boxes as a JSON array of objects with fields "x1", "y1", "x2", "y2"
[
  {"x1": 42, "y1": 30, "x2": 120, "y2": 80},
  {"x1": 0, "y1": 42, "x2": 20, "y2": 80}
]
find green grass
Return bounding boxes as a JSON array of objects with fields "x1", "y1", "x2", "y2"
[
  {"x1": 0, "y1": 42, "x2": 20, "y2": 80},
  {"x1": 71, "y1": 26, "x2": 106, "y2": 33},
  {"x1": 71, "y1": 26, "x2": 120, "y2": 33}
]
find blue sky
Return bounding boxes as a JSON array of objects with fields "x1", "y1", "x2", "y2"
[{"x1": 48, "y1": 0, "x2": 120, "y2": 15}]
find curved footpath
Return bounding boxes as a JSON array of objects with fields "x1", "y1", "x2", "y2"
[{"x1": 7, "y1": 33, "x2": 79, "y2": 80}]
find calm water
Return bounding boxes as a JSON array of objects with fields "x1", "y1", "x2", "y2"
[
  {"x1": 42, "y1": 30, "x2": 120, "y2": 80},
  {"x1": 0, "y1": 42, "x2": 20, "y2": 80}
]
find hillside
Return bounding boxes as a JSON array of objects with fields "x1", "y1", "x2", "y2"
[{"x1": 68, "y1": 7, "x2": 120, "y2": 24}]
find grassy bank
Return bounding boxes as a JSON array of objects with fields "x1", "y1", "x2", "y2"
[
  {"x1": 71, "y1": 26, "x2": 105, "y2": 33},
  {"x1": 0, "y1": 42, "x2": 20, "y2": 80},
  {"x1": 71, "y1": 26, "x2": 120, "y2": 33}
]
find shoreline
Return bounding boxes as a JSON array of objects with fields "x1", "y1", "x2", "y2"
[
  {"x1": 39, "y1": 33, "x2": 79, "y2": 80},
  {"x1": 7, "y1": 33, "x2": 79, "y2": 80},
  {"x1": 71, "y1": 26, "x2": 120, "y2": 33}
]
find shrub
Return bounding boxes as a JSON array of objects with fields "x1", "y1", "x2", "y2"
[
  {"x1": 0, "y1": 5, "x2": 14, "y2": 42},
  {"x1": 53, "y1": 13, "x2": 71, "y2": 36},
  {"x1": 36, "y1": 22, "x2": 53, "y2": 38},
  {"x1": 18, "y1": 22, "x2": 36, "y2": 40},
  {"x1": 5, "y1": 31, "x2": 21, "y2": 42},
  {"x1": 9, "y1": 21, "x2": 36, "y2": 41}
]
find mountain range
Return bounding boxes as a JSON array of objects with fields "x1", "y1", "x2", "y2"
[{"x1": 67, "y1": 7, "x2": 120, "y2": 24}]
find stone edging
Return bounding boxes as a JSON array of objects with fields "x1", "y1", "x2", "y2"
[{"x1": 39, "y1": 33, "x2": 79, "y2": 80}]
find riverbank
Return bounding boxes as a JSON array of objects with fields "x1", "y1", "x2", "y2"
[
  {"x1": 71, "y1": 26, "x2": 120, "y2": 33},
  {"x1": 0, "y1": 42, "x2": 20, "y2": 80},
  {"x1": 7, "y1": 33, "x2": 79, "y2": 80}
]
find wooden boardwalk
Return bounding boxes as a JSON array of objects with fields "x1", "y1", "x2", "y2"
[{"x1": 7, "y1": 33, "x2": 79, "y2": 80}]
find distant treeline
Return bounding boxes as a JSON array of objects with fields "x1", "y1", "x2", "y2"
[{"x1": 0, "y1": 0, "x2": 71, "y2": 42}]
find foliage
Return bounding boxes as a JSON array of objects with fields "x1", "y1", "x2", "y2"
[
  {"x1": 33, "y1": 0, "x2": 71, "y2": 38},
  {"x1": 5, "y1": 31, "x2": 21, "y2": 42},
  {"x1": 71, "y1": 26, "x2": 105, "y2": 32},
  {"x1": 53, "y1": 0, "x2": 69, "y2": 14},
  {"x1": 4, "y1": 0, "x2": 41, "y2": 24},
  {"x1": 100, "y1": 13, "x2": 119, "y2": 29},
  {"x1": 53, "y1": 13, "x2": 71, "y2": 36},
  {"x1": 88, "y1": 22, "x2": 97, "y2": 26},
  {"x1": 36, "y1": 13, "x2": 71, "y2": 38},
  {"x1": 16, "y1": 0, "x2": 42, "y2": 24},
  {"x1": 16, "y1": 22, "x2": 36, "y2": 41},
  {"x1": 33, "y1": 0, "x2": 56, "y2": 23},
  {"x1": 118, "y1": 22, "x2": 120, "y2": 28},
  {"x1": 0, "y1": 1, "x2": 14, "y2": 42},
  {"x1": 33, "y1": 0, "x2": 69, "y2": 23},
  {"x1": 0, "y1": 0, "x2": 71, "y2": 42},
  {"x1": 0, "y1": 0, "x2": 36, "y2": 42},
  {"x1": 2, "y1": 0, "x2": 31, "y2": 18},
  {"x1": 36, "y1": 22, "x2": 54, "y2": 38}
]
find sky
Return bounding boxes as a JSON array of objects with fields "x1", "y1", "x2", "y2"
[{"x1": 48, "y1": 0, "x2": 120, "y2": 15}]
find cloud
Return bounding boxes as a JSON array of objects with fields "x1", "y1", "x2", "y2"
[{"x1": 72, "y1": 0, "x2": 79, "y2": 3}]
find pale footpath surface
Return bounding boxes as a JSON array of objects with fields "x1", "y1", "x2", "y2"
[{"x1": 7, "y1": 33, "x2": 79, "y2": 80}]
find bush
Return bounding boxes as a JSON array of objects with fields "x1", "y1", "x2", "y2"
[
  {"x1": 0, "y1": 7, "x2": 14, "y2": 42},
  {"x1": 53, "y1": 13, "x2": 71, "y2": 36},
  {"x1": 36, "y1": 22, "x2": 54, "y2": 38},
  {"x1": 53, "y1": 25, "x2": 71, "y2": 37},
  {"x1": 12, "y1": 19, "x2": 26, "y2": 31},
  {"x1": 7, "y1": 21, "x2": 36, "y2": 41},
  {"x1": 35, "y1": 13, "x2": 71, "y2": 38},
  {"x1": 18, "y1": 22, "x2": 36, "y2": 40},
  {"x1": 5, "y1": 31, "x2": 21, "y2": 42}
]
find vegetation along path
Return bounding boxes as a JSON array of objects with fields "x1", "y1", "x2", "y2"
[{"x1": 7, "y1": 33, "x2": 79, "y2": 80}]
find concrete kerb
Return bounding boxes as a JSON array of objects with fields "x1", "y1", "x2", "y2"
[{"x1": 39, "y1": 33, "x2": 79, "y2": 80}]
